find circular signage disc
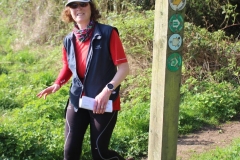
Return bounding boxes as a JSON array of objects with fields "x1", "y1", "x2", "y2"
[
  {"x1": 168, "y1": 34, "x2": 182, "y2": 51},
  {"x1": 169, "y1": 14, "x2": 184, "y2": 33},
  {"x1": 167, "y1": 53, "x2": 182, "y2": 72},
  {"x1": 169, "y1": 0, "x2": 187, "y2": 11}
]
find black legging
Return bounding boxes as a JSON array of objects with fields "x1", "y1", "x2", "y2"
[{"x1": 64, "y1": 102, "x2": 125, "y2": 160}]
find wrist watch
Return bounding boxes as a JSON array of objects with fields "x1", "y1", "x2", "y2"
[{"x1": 106, "y1": 83, "x2": 114, "y2": 91}]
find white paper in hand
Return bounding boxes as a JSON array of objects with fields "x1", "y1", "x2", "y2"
[{"x1": 79, "y1": 96, "x2": 113, "y2": 113}]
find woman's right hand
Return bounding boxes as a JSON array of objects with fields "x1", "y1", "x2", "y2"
[{"x1": 37, "y1": 84, "x2": 60, "y2": 99}]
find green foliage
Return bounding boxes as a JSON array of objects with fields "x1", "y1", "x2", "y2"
[
  {"x1": 0, "y1": 84, "x2": 69, "y2": 159},
  {"x1": 108, "y1": 69, "x2": 151, "y2": 158},
  {"x1": 179, "y1": 77, "x2": 240, "y2": 134},
  {"x1": 107, "y1": 10, "x2": 154, "y2": 56},
  {"x1": 31, "y1": 71, "x2": 57, "y2": 86},
  {"x1": 0, "y1": 113, "x2": 64, "y2": 160},
  {"x1": 121, "y1": 69, "x2": 151, "y2": 105},
  {"x1": 183, "y1": 22, "x2": 240, "y2": 84},
  {"x1": 0, "y1": 47, "x2": 59, "y2": 112},
  {"x1": 0, "y1": 66, "x2": 8, "y2": 75},
  {"x1": 186, "y1": 0, "x2": 240, "y2": 36},
  {"x1": 12, "y1": 50, "x2": 36, "y2": 64},
  {"x1": 112, "y1": 102, "x2": 150, "y2": 158},
  {"x1": 0, "y1": 74, "x2": 23, "y2": 111},
  {"x1": 0, "y1": 19, "x2": 14, "y2": 56}
]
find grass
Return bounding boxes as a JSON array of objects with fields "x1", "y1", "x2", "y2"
[{"x1": 189, "y1": 138, "x2": 240, "y2": 160}]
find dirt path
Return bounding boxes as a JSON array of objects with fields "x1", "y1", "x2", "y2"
[{"x1": 177, "y1": 120, "x2": 240, "y2": 159}]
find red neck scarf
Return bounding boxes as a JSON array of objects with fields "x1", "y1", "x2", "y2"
[{"x1": 73, "y1": 21, "x2": 95, "y2": 42}]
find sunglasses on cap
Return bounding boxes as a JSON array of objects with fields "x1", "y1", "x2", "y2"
[{"x1": 68, "y1": 2, "x2": 89, "y2": 9}]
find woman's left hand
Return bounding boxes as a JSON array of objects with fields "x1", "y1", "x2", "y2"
[{"x1": 93, "y1": 87, "x2": 112, "y2": 114}]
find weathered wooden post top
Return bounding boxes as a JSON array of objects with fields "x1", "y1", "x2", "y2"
[{"x1": 148, "y1": 0, "x2": 186, "y2": 160}]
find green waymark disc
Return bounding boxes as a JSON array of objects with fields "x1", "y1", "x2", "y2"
[
  {"x1": 169, "y1": 14, "x2": 184, "y2": 33},
  {"x1": 167, "y1": 53, "x2": 182, "y2": 72}
]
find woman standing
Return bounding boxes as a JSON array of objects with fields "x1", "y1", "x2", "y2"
[{"x1": 37, "y1": 0, "x2": 130, "y2": 159}]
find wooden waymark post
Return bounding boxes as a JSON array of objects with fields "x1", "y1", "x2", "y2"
[{"x1": 148, "y1": 0, "x2": 186, "y2": 159}]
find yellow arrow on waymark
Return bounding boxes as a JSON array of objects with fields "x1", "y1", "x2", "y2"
[{"x1": 172, "y1": 0, "x2": 181, "y2": 5}]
